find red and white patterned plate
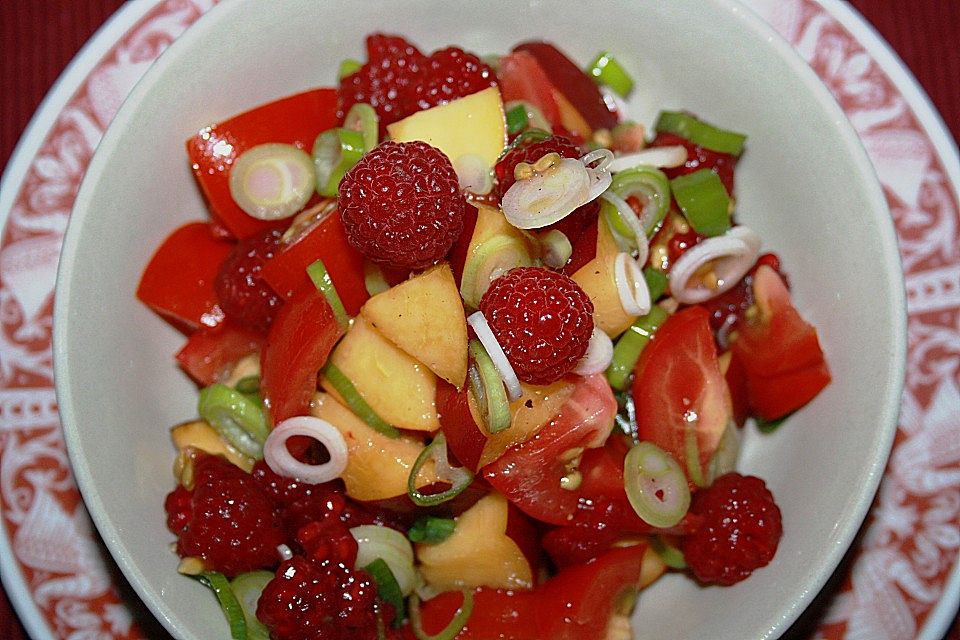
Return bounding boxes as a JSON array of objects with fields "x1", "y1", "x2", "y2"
[{"x1": 0, "y1": 0, "x2": 957, "y2": 638}]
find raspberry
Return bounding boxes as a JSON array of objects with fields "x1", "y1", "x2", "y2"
[
  {"x1": 494, "y1": 134, "x2": 582, "y2": 199},
  {"x1": 414, "y1": 47, "x2": 497, "y2": 112},
  {"x1": 338, "y1": 141, "x2": 466, "y2": 270},
  {"x1": 338, "y1": 34, "x2": 426, "y2": 132},
  {"x1": 256, "y1": 556, "x2": 380, "y2": 640},
  {"x1": 165, "y1": 455, "x2": 285, "y2": 577},
  {"x1": 479, "y1": 267, "x2": 594, "y2": 384},
  {"x1": 214, "y1": 227, "x2": 283, "y2": 334},
  {"x1": 681, "y1": 473, "x2": 783, "y2": 586}
]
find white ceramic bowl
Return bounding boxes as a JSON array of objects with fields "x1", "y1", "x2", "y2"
[{"x1": 54, "y1": 0, "x2": 906, "y2": 638}]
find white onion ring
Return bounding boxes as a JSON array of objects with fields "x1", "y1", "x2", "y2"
[
  {"x1": 600, "y1": 191, "x2": 649, "y2": 266},
  {"x1": 502, "y1": 157, "x2": 590, "y2": 229},
  {"x1": 608, "y1": 145, "x2": 688, "y2": 172},
  {"x1": 351, "y1": 524, "x2": 417, "y2": 596},
  {"x1": 600, "y1": 86, "x2": 629, "y2": 121},
  {"x1": 263, "y1": 415, "x2": 348, "y2": 484},
  {"x1": 579, "y1": 148, "x2": 614, "y2": 172},
  {"x1": 669, "y1": 226, "x2": 762, "y2": 304},
  {"x1": 614, "y1": 252, "x2": 652, "y2": 316},
  {"x1": 541, "y1": 229, "x2": 573, "y2": 269},
  {"x1": 467, "y1": 311, "x2": 522, "y2": 401},
  {"x1": 574, "y1": 327, "x2": 614, "y2": 375}
]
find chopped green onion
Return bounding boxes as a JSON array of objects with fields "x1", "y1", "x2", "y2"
[
  {"x1": 540, "y1": 229, "x2": 573, "y2": 269},
  {"x1": 649, "y1": 536, "x2": 687, "y2": 569},
  {"x1": 343, "y1": 102, "x2": 379, "y2": 152},
  {"x1": 468, "y1": 339, "x2": 512, "y2": 434},
  {"x1": 351, "y1": 524, "x2": 416, "y2": 596},
  {"x1": 408, "y1": 433, "x2": 474, "y2": 507},
  {"x1": 234, "y1": 375, "x2": 260, "y2": 395},
  {"x1": 606, "y1": 306, "x2": 669, "y2": 391},
  {"x1": 229, "y1": 571, "x2": 273, "y2": 640},
  {"x1": 610, "y1": 166, "x2": 671, "y2": 237},
  {"x1": 338, "y1": 58, "x2": 362, "y2": 80},
  {"x1": 683, "y1": 425, "x2": 706, "y2": 488},
  {"x1": 623, "y1": 441, "x2": 691, "y2": 528},
  {"x1": 198, "y1": 384, "x2": 269, "y2": 459},
  {"x1": 497, "y1": 128, "x2": 551, "y2": 161},
  {"x1": 643, "y1": 268, "x2": 668, "y2": 302},
  {"x1": 322, "y1": 363, "x2": 399, "y2": 438},
  {"x1": 756, "y1": 413, "x2": 790, "y2": 433},
  {"x1": 654, "y1": 111, "x2": 747, "y2": 156},
  {"x1": 365, "y1": 558, "x2": 407, "y2": 626},
  {"x1": 195, "y1": 572, "x2": 247, "y2": 640},
  {"x1": 408, "y1": 516, "x2": 457, "y2": 544},
  {"x1": 670, "y1": 169, "x2": 731, "y2": 237},
  {"x1": 586, "y1": 51, "x2": 634, "y2": 98},
  {"x1": 229, "y1": 143, "x2": 316, "y2": 221},
  {"x1": 364, "y1": 261, "x2": 391, "y2": 297},
  {"x1": 306, "y1": 258, "x2": 350, "y2": 330},
  {"x1": 459, "y1": 234, "x2": 533, "y2": 310},
  {"x1": 312, "y1": 127, "x2": 365, "y2": 197},
  {"x1": 505, "y1": 103, "x2": 530, "y2": 136},
  {"x1": 410, "y1": 590, "x2": 474, "y2": 640}
]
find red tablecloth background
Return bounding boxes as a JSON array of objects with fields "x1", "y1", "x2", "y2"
[{"x1": 0, "y1": 1, "x2": 957, "y2": 638}]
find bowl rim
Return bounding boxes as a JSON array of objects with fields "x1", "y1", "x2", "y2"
[{"x1": 52, "y1": 0, "x2": 907, "y2": 638}]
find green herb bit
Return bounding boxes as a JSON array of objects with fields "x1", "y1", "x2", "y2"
[
  {"x1": 670, "y1": 169, "x2": 731, "y2": 237},
  {"x1": 408, "y1": 516, "x2": 457, "y2": 544},
  {"x1": 506, "y1": 103, "x2": 530, "y2": 136},
  {"x1": 586, "y1": 51, "x2": 635, "y2": 98},
  {"x1": 643, "y1": 268, "x2": 668, "y2": 302}
]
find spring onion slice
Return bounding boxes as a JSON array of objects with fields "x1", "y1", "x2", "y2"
[
  {"x1": 460, "y1": 235, "x2": 533, "y2": 310},
  {"x1": 454, "y1": 154, "x2": 494, "y2": 195},
  {"x1": 408, "y1": 516, "x2": 456, "y2": 544},
  {"x1": 649, "y1": 536, "x2": 687, "y2": 570},
  {"x1": 322, "y1": 363, "x2": 400, "y2": 438},
  {"x1": 505, "y1": 103, "x2": 530, "y2": 136},
  {"x1": 670, "y1": 169, "x2": 731, "y2": 237},
  {"x1": 706, "y1": 421, "x2": 740, "y2": 485},
  {"x1": 410, "y1": 590, "x2": 475, "y2": 640},
  {"x1": 343, "y1": 102, "x2": 379, "y2": 152},
  {"x1": 338, "y1": 58, "x2": 362, "y2": 80},
  {"x1": 407, "y1": 433, "x2": 474, "y2": 507},
  {"x1": 614, "y1": 252, "x2": 652, "y2": 317},
  {"x1": 605, "y1": 305, "x2": 669, "y2": 391},
  {"x1": 643, "y1": 268, "x2": 668, "y2": 302},
  {"x1": 654, "y1": 111, "x2": 747, "y2": 156},
  {"x1": 306, "y1": 258, "x2": 350, "y2": 330},
  {"x1": 540, "y1": 229, "x2": 573, "y2": 269},
  {"x1": 229, "y1": 571, "x2": 273, "y2": 640},
  {"x1": 610, "y1": 166, "x2": 671, "y2": 236},
  {"x1": 607, "y1": 145, "x2": 688, "y2": 173},
  {"x1": 198, "y1": 384, "x2": 269, "y2": 459},
  {"x1": 684, "y1": 425, "x2": 706, "y2": 488},
  {"x1": 504, "y1": 100, "x2": 551, "y2": 133},
  {"x1": 586, "y1": 51, "x2": 634, "y2": 98},
  {"x1": 263, "y1": 415, "x2": 349, "y2": 484},
  {"x1": 600, "y1": 193, "x2": 648, "y2": 265},
  {"x1": 669, "y1": 226, "x2": 761, "y2": 304},
  {"x1": 574, "y1": 327, "x2": 614, "y2": 376},
  {"x1": 351, "y1": 524, "x2": 416, "y2": 597},
  {"x1": 313, "y1": 127, "x2": 365, "y2": 197},
  {"x1": 234, "y1": 375, "x2": 260, "y2": 395},
  {"x1": 468, "y1": 339, "x2": 512, "y2": 434},
  {"x1": 365, "y1": 558, "x2": 407, "y2": 625},
  {"x1": 196, "y1": 572, "x2": 247, "y2": 640},
  {"x1": 497, "y1": 128, "x2": 551, "y2": 161},
  {"x1": 364, "y1": 261, "x2": 391, "y2": 297},
  {"x1": 623, "y1": 442, "x2": 691, "y2": 528},
  {"x1": 466, "y1": 311, "x2": 522, "y2": 401},
  {"x1": 229, "y1": 143, "x2": 316, "y2": 221}
]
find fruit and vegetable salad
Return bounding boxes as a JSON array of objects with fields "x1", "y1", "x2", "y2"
[{"x1": 138, "y1": 33, "x2": 831, "y2": 640}]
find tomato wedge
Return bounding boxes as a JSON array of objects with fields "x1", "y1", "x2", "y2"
[
  {"x1": 632, "y1": 305, "x2": 732, "y2": 488},
  {"x1": 497, "y1": 50, "x2": 563, "y2": 129},
  {"x1": 136, "y1": 222, "x2": 233, "y2": 332},
  {"x1": 436, "y1": 378, "x2": 487, "y2": 472},
  {"x1": 175, "y1": 320, "x2": 264, "y2": 386},
  {"x1": 186, "y1": 88, "x2": 338, "y2": 239},
  {"x1": 730, "y1": 264, "x2": 831, "y2": 420}
]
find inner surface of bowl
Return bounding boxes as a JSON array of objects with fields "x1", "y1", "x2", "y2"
[{"x1": 54, "y1": 0, "x2": 905, "y2": 638}]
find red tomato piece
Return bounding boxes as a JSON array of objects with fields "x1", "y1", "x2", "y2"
[
  {"x1": 175, "y1": 320, "x2": 264, "y2": 386},
  {"x1": 497, "y1": 50, "x2": 563, "y2": 129},
  {"x1": 259, "y1": 210, "x2": 369, "y2": 316},
  {"x1": 632, "y1": 306, "x2": 732, "y2": 488},
  {"x1": 731, "y1": 265, "x2": 831, "y2": 420},
  {"x1": 260, "y1": 287, "x2": 344, "y2": 424},
  {"x1": 136, "y1": 222, "x2": 233, "y2": 333},
  {"x1": 186, "y1": 88, "x2": 339, "y2": 240}
]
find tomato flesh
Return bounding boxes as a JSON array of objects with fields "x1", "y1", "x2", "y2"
[{"x1": 175, "y1": 319, "x2": 264, "y2": 386}]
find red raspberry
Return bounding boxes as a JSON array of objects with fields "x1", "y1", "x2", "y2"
[
  {"x1": 214, "y1": 227, "x2": 283, "y2": 334},
  {"x1": 414, "y1": 47, "x2": 497, "y2": 112},
  {"x1": 494, "y1": 134, "x2": 582, "y2": 199},
  {"x1": 681, "y1": 473, "x2": 783, "y2": 586},
  {"x1": 338, "y1": 140, "x2": 466, "y2": 270},
  {"x1": 338, "y1": 34, "x2": 426, "y2": 132},
  {"x1": 165, "y1": 455, "x2": 285, "y2": 577},
  {"x1": 256, "y1": 556, "x2": 380, "y2": 640},
  {"x1": 479, "y1": 267, "x2": 594, "y2": 384}
]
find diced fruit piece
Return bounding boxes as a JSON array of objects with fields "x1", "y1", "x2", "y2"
[
  {"x1": 417, "y1": 493, "x2": 533, "y2": 592},
  {"x1": 324, "y1": 315, "x2": 440, "y2": 432},
  {"x1": 681, "y1": 472, "x2": 782, "y2": 585},
  {"x1": 632, "y1": 306, "x2": 732, "y2": 489},
  {"x1": 387, "y1": 86, "x2": 507, "y2": 182},
  {"x1": 730, "y1": 265, "x2": 831, "y2": 421},
  {"x1": 136, "y1": 222, "x2": 232, "y2": 332},
  {"x1": 186, "y1": 88, "x2": 339, "y2": 239},
  {"x1": 497, "y1": 51, "x2": 563, "y2": 129},
  {"x1": 338, "y1": 140, "x2": 466, "y2": 270},
  {"x1": 479, "y1": 267, "x2": 594, "y2": 385},
  {"x1": 310, "y1": 392, "x2": 439, "y2": 501},
  {"x1": 571, "y1": 221, "x2": 638, "y2": 337},
  {"x1": 176, "y1": 320, "x2": 264, "y2": 386},
  {"x1": 361, "y1": 264, "x2": 468, "y2": 388},
  {"x1": 458, "y1": 204, "x2": 535, "y2": 309},
  {"x1": 170, "y1": 420, "x2": 254, "y2": 472}
]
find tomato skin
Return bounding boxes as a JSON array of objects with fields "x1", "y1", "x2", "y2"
[
  {"x1": 259, "y1": 210, "x2": 369, "y2": 316},
  {"x1": 497, "y1": 50, "x2": 563, "y2": 128},
  {"x1": 731, "y1": 265, "x2": 831, "y2": 420},
  {"x1": 436, "y1": 378, "x2": 487, "y2": 472},
  {"x1": 186, "y1": 88, "x2": 339, "y2": 239},
  {"x1": 260, "y1": 287, "x2": 344, "y2": 424},
  {"x1": 137, "y1": 222, "x2": 233, "y2": 333},
  {"x1": 175, "y1": 319, "x2": 264, "y2": 386},
  {"x1": 632, "y1": 306, "x2": 732, "y2": 487}
]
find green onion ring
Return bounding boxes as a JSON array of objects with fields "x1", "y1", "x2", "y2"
[
  {"x1": 654, "y1": 111, "x2": 747, "y2": 156},
  {"x1": 468, "y1": 339, "x2": 512, "y2": 434},
  {"x1": 306, "y1": 258, "x2": 350, "y2": 331},
  {"x1": 623, "y1": 441, "x2": 691, "y2": 528},
  {"x1": 198, "y1": 384, "x2": 269, "y2": 459},
  {"x1": 606, "y1": 305, "x2": 669, "y2": 391},
  {"x1": 196, "y1": 572, "x2": 247, "y2": 640},
  {"x1": 610, "y1": 166, "x2": 671, "y2": 237},
  {"x1": 586, "y1": 51, "x2": 634, "y2": 98},
  {"x1": 343, "y1": 102, "x2": 379, "y2": 152},
  {"x1": 410, "y1": 590, "x2": 475, "y2": 640},
  {"x1": 313, "y1": 127, "x2": 365, "y2": 197},
  {"x1": 322, "y1": 363, "x2": 400, "y2": 438},
  {"x1": 229, "y1": 571, "x2": 273, "y2": 640},
  {"x1": 407, "y1": 433, "x2": 474, "y2": 507}
]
